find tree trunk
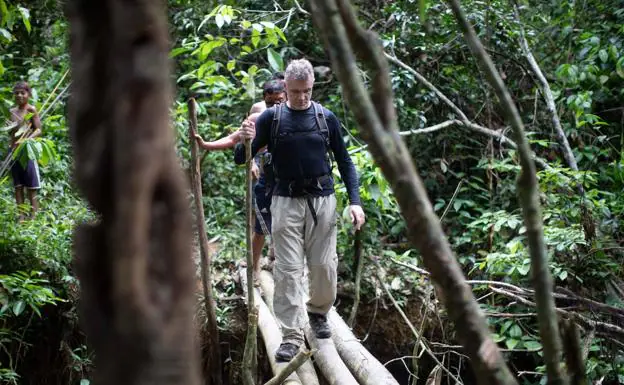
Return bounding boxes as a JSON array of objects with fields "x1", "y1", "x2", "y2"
[
  {"x1": 308, "y1": 1, "x2": 517, "y2": 384},
  {"x1": 327, "y1": 309, "x2": 399, "y2": 385},
  {"x1": 239, "y1": 269, "x2": 302, "y2": 385},
  {"x1": 448, "y1": 1, "x2": 567, "y2": 383},
  {"x1": 304, "y1": 326, "x2": 359, "y2": 385},
  {"x1": 65, "y1": 1, "x2": 200, "y2": 385},
  {"x1": 257, "y1": 271, "x2": 320, "y2": 385},
  {"x1": 513, "y1": 3, "x2": 595, "y2": 242},
  {"x1": 187, "y1": 98, "x2": 222, "y2": 385}
]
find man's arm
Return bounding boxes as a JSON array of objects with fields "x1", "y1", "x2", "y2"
[
  {"x1": 195, "y1": 130, "x2": 241, "y2": 151},
  {"x1": 326, "y1": 111, "x2": 361, "y2": 206},
  {"x1": 234, "y1": 109, "x2": 272, "y2": 165}
]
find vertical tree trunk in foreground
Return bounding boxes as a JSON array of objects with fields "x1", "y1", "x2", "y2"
[
  {"x1": 65, "y1": 1, "x2": 200, "y2": 385},
  {"x1": 188, "y1": 98, "x2": 222, "y2": 385},
  {"x1": 309, "y1": 1, "x2": 517, "y2": 384},
  {"x1": 448, "y1": 1, "x2": 567, "y2": 384},
  {"x1": 242, "y1": 138, "x2": 258, "y2": 385}
]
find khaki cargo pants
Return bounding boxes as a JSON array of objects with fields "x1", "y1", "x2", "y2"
[{"x1": 271, "y1": 194, "x2": 338, "y2": 346}]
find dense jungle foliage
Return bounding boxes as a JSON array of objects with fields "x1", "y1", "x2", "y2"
[{"x1": 0, "y1": 0, "x2": 623, "y2": 384}]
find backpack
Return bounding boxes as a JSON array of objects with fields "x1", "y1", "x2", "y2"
[{"x1": 264, "y1": 101, "x2": 334, "y2": 188}]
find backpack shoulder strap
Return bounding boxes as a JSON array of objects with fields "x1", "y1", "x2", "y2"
[
  {"x1": 270, "y1": 103, "x2": 282, "y2": 152},
  {"x1": 312, "y1": 101, "x2": 334, "y2": 162}
]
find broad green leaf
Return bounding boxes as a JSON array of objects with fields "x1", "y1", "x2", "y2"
[
  {"x1": 509, "y1": 324, "x2": 522, "y2": 338},
  {"x1": 616, "y1": 57, "x2": 624, "y2": 79},
  {"x1": 0, "y1": 0, "x2": 7, "y2": 22},
  {"x1": 598, "y1": 49, "x2": 608, "y2": 63},
  {"x1": 0, "y1": 27, "x2": 11, "y2": 41},
  {"x1": 251, "y1": 32, "x2": 260, "y2": 48},
  {"x1": 244, "y1": 76, "x2": 255, "y2": 99},
  {"x1": 226, "y1": 60, "x2": 236, "y2": 71},
  {"x1": 13, "y1": 300, "x2": 25, "y2": 316},
  {"x1": 241, "y1": 20, "x2": 251, "y2": 29},
  {"x1": 169, "y1": 47, "x2": 188, "y2": 58},
  {"x1": 260, "y1": 21, "x2": 275, "y2": 29},
  {"x1": 0, "y1": 59, "x2": 4, "y2": 76},
  {"x1": 215, "y1": 14, "x2": 224, "y2": 28},
  {"x1": 524, "y1": 340, "x2": 542, "y2": 351},
  {"x1": 517, "y1": 263, "x2": 530, "y2": 276},
  {"x1": 18, "y1": 6, "x2": 30, "y2": 33},
  {"x1": 275, "y1": 28, "x2": 287, "y2": 42},
  {"x1": 491, "y1": 333, "x2": 505, "y2": 343},
  {"x1": 80, "y1": 380, "x2": 90, "y2": 385},
  {"x1": 252, "y1": 23, "x2": 264, "y2": 32},
  {"x1": 267, "y1": 47, "x2": 284, "y2": 72},
  {"x1": 505, "y1": 338, "x2": 520, "y2": 350}
]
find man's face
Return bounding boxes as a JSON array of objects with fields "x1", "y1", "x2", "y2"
[
  {"x1": 285, "y1": 78, "x2": 313, "y2": 110},
  {"x1": 14, "y1": 89, "x2": 29, "y2": 107},
  {"x1": 264, "y1": 92, "x2": 286, "y2": 108}
]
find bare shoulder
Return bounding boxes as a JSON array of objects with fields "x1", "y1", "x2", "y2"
[{"x1": 249, "y1": 101, "x2": 266, "y2": 115}]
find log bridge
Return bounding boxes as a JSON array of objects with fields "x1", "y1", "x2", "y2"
[{"x1": 238, "y1": 268, "x2": 400, "y2": 385}]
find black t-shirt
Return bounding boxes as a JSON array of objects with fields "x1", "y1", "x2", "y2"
[{"x1": 235, "y1": 103, "x2": 361, "y2": 205}]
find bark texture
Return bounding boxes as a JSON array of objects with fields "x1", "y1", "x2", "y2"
[
  {"x1": 188, "y1": 98, "x2": 222, "y2": 385},
  {"x1": 66, "y1": 1, "x2": 200, "y2": 385}
]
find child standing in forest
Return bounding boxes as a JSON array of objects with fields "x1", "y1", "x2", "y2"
[{"x1": 7, "y1": 81, "x2": 42, "y2": 221}]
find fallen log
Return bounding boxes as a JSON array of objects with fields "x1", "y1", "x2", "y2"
[
  {"x1": 257, "y1": 270, "x2": 320, "y2": 385},
  {"x1": 239, "y1": 268, "x2": 301, "y2": 385},
  {"x1": 327, "y1": 309, "x2": 400, "y2": 385},
  {"x1": 304, "y1": 326, "x2": 359, "y2": 385}
]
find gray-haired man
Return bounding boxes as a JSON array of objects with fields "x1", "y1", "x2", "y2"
[{"x1": 237, "y1": 58, "x2": 365, "y2": 362}]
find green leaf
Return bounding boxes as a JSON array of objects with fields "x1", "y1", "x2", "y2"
[
  {"x1": 18, "y1": 6, "x2": 30, "y2": 34},
  {"x1": 616, "y1": 57, "x2": 624, "y2": 79},
  {"x1": 226, "y1": 60, "x2": 236, "y2": 71},
  {"x1": 241, "y1": 20, "x2": 251, "y2": 29},
  {"x1": 80, "y1": 380, "x2": 90, "y2": 385},
  {"x1": 252, "y1": 23, "x2": 264, "y2": 32},
  {"x1": 251, "y1": 29, "x2": 260, "y2": 48},
  {"x1": 169, "y1": 47, "x2": 188, "y2": 58},
  {"x1": 517, "y1": 263, "x2": 530, "y2": 276},
  {"x1": 275, "y1": 27, "x2": 287, "y2": 42},
  {"x1": 505, "y1": 338, "x2": 519, "y2": 350},
  {"x1": 0, "y1": 27, "x2": 12, "y2": 41},
  {"x1": 524, "y1": 340, "x2": 542, "y2": 350},
  {"x1": 267, "y1": 47, "x2": 284, "y2": 72},
  {"x1": 0, "y1": 59, "x2": 4, "y2": 76},
  {"x1": 598, "y1": 49, "x2": 608, "y2": 63},
  {"x1": 0, "y1": 0, "x2": 8, "y2": 22},
  {"x1": 215, "y1": 14, "x2": 224, "y2": 28},
  {"x1": 13, "y1": 300, "x2": 25, "y2": 316},
  {"x1": 492, "y1": 333, "x2": 505, "y2": 343},
  {"x1": 509, "y1": 324, "x2": 522, "y2": 338}
]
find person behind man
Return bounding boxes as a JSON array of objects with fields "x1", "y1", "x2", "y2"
[
  {"x1": 195, "y1": 78, "x2": 286, "y2": 281},
  {"x1": 7, "y1": 81, "x2": 42, "y2": 220},
  {"x1": 236, "y1": 58, "x2": 365, "y2": 362}
]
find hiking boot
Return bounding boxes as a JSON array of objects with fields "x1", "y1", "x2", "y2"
[
  {"x1": 275, "y1": 343, "x2": 299, "y2": 362},
  {"x1": 308, "y1": 312, "x2": 331, "y2": 339}
]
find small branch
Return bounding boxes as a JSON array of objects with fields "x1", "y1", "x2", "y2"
[
  {"x1": 440, "y1": 179, "x2": 464, "y2": 222},
  {"x1": 188, "y1": 98, "x2": 222, "y2": 385},
  {"x1": 348, "y1": 229, "x2": 363, "y2": 327},
  {"x1": 264, "y1": 349, "x2": 316, "y2": 385},
  {"x1": 242, "y1": 136, "x2": 257, "y2": 385},
  {"x1": 399, "y1": 120, "x2": 458, "y2": 136},
  {"x1": 561, "y1": 319, "x2": 586, "y2": 385},
  {"x1": 490, "y1": 287, "x2": 624, "y2": 343},
  {"x1": 384, "y1": 53, "x2": 469, "y2": 123},
  {"x1": 373, "y1": 259, "x2": 463, "y2": 384}
]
